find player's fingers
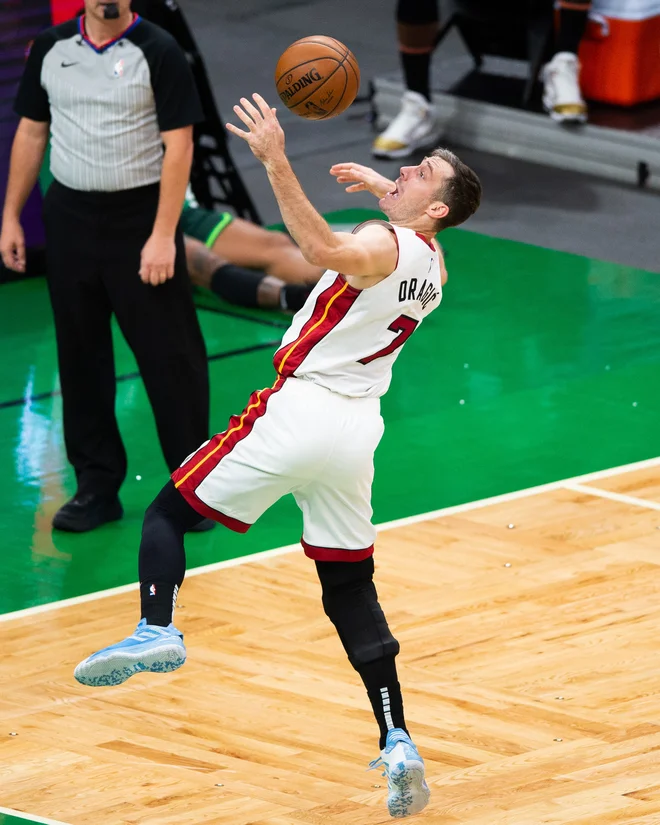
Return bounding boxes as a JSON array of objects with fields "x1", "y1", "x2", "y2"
[
  {"x1": 225, "y1": 122, "x2": 250, "y2": 140},
  {"x1": 15, "y1": 240, "x2": 26, "y2": 270},
  {"x1": 233, "y1": 105, "x2": 256, "y2": 129},
  {"x1": 252, "y1": 93, "x2": 271, "y2": 118},
  {"x1": 240, "y1": 96, "x2": 262, "y2": 122},
  {"x1": 346, "y1": 183, "x2": 365, "y2": 192}
]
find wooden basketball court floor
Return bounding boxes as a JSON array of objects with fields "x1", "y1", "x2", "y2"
[{"x1": 2, "y1": 457, "x2": 660, "y2": 825}]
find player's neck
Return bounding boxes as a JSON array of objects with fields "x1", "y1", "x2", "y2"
[
  {"x1": 391, "y1": 218, "x2": 436, "y2": 243},
  {"x1": 83, "y1": 11, "x2": 135, "y2": 46}
]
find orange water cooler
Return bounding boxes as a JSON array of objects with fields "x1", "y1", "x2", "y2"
[{"x1": 579, "y1": 0, "x2": 660, "y2": 105}]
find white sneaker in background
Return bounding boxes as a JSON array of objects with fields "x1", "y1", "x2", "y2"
[
  {"x1": 542, "y1": 52, "x2": 588, "y2": 124},
  {"x1": 372, "y1": 90, "x2": 441, "y2": 159}
]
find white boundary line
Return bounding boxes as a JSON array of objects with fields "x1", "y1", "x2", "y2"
[
  {"x1": 1, "y1": 454, "x2": 659, "y2": 625},
  {"x1": 0, "y1": 806, "x2": 71, "y2": 825},
  {"x1": 565, "y1": 482, "x2": 660, "y2": 512}
]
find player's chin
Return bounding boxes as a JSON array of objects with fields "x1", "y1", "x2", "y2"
[{"x1": 378, "y1": 193, "x2": 394, "y2": 214}]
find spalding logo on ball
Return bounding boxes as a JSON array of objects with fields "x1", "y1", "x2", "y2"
[{"x1": 275, "y1": 35, "x2": 360, "y2": 120}]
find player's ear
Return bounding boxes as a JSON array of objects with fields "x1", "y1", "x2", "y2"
[{"x1": 427, "y1": 199, "x2": 449, "y2": 223}]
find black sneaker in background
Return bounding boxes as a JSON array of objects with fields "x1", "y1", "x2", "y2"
[{"x1": 52, "y1": 493, "x2": 123, "y2": 533}]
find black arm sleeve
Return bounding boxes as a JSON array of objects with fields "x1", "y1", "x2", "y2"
[
  {"x1": 14, "y1": 33, "x2": 53, "y2": 122},
  {"x1": 150, "y1": 35, "x2": 204, "y2": 132}
]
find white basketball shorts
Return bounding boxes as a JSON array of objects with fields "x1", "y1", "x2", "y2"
[{"x1": 171, "y1": 376, "x2": 384, "y2": 561}]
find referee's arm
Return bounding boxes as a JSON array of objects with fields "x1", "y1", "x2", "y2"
[
  {"x1": 140, "y1": 125, "x2": 194, "y2": 286},
  {"x1": 139, "y1": 34, "x2": 204, "y2": 287},
  {"x1": 1, "y1": 35, "x2": 51, "y2": 272}
]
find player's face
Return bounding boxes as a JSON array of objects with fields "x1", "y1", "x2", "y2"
[{"x1": 379, "y1": 157, "x2": 452, "y2": 225}]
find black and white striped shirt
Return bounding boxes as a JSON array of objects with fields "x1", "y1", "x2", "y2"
[{"x1": 14, "y1": 14, "x2": 203, "y2": 192}]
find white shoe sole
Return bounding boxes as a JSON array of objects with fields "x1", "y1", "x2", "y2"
[
  {"x1": 387, "y1": 760, "x2": 431, "y2": 818},
  {"x1": 542, "y1": 97, "x2": 587, "y2": 124},
  {"x1": 74, "y1": 644, "x2": 186, "y2": 687},
  {"x1": 372, "y1": 131, "x2": 440, "y2": 160}
]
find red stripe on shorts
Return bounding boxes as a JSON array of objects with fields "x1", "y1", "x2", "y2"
[
  {"x1": 273, "y1": 274, "x2": 360, "y2": 377},
  {"x1": 301, "y1": 537, "x2": 375, "y2": 562},
  {"x1": 172, "y1": 377, "x2": 285, "y2": 512}
]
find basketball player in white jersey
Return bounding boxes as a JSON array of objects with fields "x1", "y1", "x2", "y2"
[{"x1": 75, "y1": 94, "x2": 481, "y2": 819}]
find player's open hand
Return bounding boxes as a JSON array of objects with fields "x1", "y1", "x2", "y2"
[
  {"x1": 226, "y1": 94, "x2": 285, "y2": 165},
  {"x1": 330, "y1": 163, "x2": 396, "y2": 198}
]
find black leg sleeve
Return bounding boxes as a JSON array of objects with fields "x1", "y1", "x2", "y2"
[
  {"x1": 316, "y1": 558, "x2": 407, "y2": 748},
  {"x1": 138, "y1": 480, "x2": 204, "y2": 625}
]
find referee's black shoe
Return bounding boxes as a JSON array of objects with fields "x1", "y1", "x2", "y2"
[{"x1": 53, "y1": 493, "x2": 123, "y2": 533}]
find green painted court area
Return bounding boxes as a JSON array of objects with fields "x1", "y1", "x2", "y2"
[
  {"x1": 0, "y1": 815, "x2": 38, "y2": 825},
  {"x1": 2, "y1": 210, "x2": 660, "y2": 616},
  {"x1": 0, "y1": 811, "x2": 68, "y2": 825}
]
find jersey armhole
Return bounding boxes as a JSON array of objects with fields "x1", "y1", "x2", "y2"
[{"x1": 351, "y1": 220, "x2": 400, "y2": 273}]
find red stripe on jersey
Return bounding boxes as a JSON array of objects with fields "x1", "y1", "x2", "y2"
[
  {"x1": 172, "y1": 377, "x2": 285, "y2": 496},
  {"x1": 415, "y1": 231, "x2": 436, "y2": 250},
  {"x1": 182, "y1": 496, "x2": 252, "y2": 532},
  {"x1": 273, "y1": 275, "x2": 361, "y2": 377}
]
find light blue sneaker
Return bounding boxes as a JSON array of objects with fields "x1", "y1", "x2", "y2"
[
  {"x1": 74, "y1": 619, "x2": 186, "y2": 687},
  {"x1": 369, "y1": 728, "x2": 430, "y2": 818}
]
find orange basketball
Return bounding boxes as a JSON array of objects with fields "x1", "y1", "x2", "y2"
[{"x1": 275, "y1": 36, "x2": 360, "y2": 121}]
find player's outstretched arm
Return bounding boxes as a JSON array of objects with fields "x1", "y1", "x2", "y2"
[
  {"x1": 329, "y1": 162, "x2": 395, "y2": 198},
  {"x1": 226, "y1": 94, "x2": 397, "y2": 280}
]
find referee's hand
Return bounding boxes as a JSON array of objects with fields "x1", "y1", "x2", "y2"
[
  {"x1": 139, "y1": 233, "x2": 176, "y2": 286},
  {"x1": 0, "y1": 218, "x2": 26, "y2": 273}
]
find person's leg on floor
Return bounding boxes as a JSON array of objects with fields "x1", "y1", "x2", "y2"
[
  {"x1": 185, "y1": 235, "x2": 313, "y2": 312},
  {"x1": 44, "y1": 182, "x2": 126, "y2": 532},
  {"x1": 210, "y1": 217, "x2": 322, "y2": 285}
]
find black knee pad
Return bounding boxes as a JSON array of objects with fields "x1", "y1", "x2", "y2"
[
  {"x1": 397, "y1": 0, "x2": 439, "y2": 26},
  {"x1": 316, "y1": 558, "x2": 400, "y2": 669},
  {"x1": 211, "y1": 264, "x2": 265, "y2": 308}
]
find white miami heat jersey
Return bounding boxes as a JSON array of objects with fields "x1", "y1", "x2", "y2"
[{"x1": 273, "y1": 222, "x2": 443, "y2": 398}]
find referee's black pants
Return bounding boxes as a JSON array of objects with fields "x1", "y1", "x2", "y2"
[{"x1": 43, "y1": 180, "x2": 210, "y2": 497}]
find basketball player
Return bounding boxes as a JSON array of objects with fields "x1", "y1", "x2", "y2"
[{"x1": 74, "y1": 93, "x2": 482, "y2": 819}]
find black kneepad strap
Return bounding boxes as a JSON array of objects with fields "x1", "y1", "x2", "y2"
[{"x1": 211, "y1": 264, "x2": 265, "y2": 308}]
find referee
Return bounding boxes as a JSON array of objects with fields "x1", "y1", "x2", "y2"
[{"x1": 0, "y1": 0, "x2": 212, "y2": 533}]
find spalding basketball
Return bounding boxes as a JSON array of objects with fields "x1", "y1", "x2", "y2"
[{"x1": 275, "y1": 36, "x2": 360, "y2": 121}]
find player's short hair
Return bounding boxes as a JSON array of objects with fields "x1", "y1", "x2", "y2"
[{"x1": 431, "y1": 148, "x2": 482, "y2": 230}]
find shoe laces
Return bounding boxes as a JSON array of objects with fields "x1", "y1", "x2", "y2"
[{"x1": 367, "y1": 756, "x2": 388, "y2": 778}]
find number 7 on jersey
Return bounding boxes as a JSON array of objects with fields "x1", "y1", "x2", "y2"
[{"x1": 358, "y1": 314, "x2": 419, "y2": 365}]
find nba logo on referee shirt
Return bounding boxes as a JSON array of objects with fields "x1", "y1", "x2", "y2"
[
  {"x1": 149, "y1": 584, "x2": 156, "y2": 596},
  {"x1": 113, "y1": 59, "x2": 124, "y2": 78}
]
